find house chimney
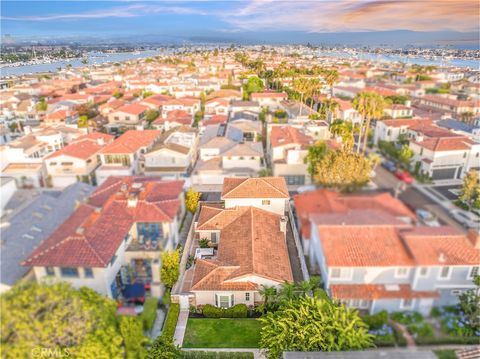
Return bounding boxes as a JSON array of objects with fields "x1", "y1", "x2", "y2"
[
  {"x1": 76, "y1": 227, "x2": 85, "y2": 235},
  {"x1": 467, "y1": 229, "x2": 480, "y2": 249},
  {"x1": 280, "y1": 216, "x2": 288, "y2": 234},
  {"x1": 127, "y1": 193, "x2": 138, "y2": 208},
  {"x1": 438, "y1": 252, "x2": 446, "y2": 263},
  {"x1": 97, "y1": 137, "x2": 105, "y2": 146}
]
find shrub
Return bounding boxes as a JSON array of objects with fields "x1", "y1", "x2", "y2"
[
  {"x1": 140, "y1": 297, "x2": 158, "y2": 331},
  {"x1": 162, "y1": 289, "x2": 171, "y2": 306},
  {"x1": 408, "y1": 322, "x2": 434, "y2": 338},
  {"x1": 363, "y1": 310, "x2": 388, "y2": 330},
  {"x1": 202, "y1": 304, "x2": 248, "y2": 318},
  {"x1": 199, "y1": 238, "x2": 209, "y2": 248},
  {"x1": 390, "y1": 311, "x2": 423, "y2": 325},
  {"x1": 162, "y1": 303, "x2": 180, "y2": 339},
  {"x1": 430, "y1": 307, "x2": 442, "y2": 318},
  {"x1": 181, "y1": 351, "x2": 254, "y2": 359}
]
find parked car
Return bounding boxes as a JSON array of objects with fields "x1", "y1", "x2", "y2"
[
  {"x1": 415, "y1": 209, "x2": 440, "y2": 227},
  {"x1": 450, "y1": 209, "x2": 480, "y2": 229},
  {"x1": 395, "y1": 170, "x2": 413, "y2": 184},
  {"x1": 381, "y1": 160, "x2": 396, "y2": 172}
]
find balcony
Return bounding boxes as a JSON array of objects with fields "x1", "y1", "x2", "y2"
[{"x1": 127, "y1": 235, "x2": 167, "y2": 252}]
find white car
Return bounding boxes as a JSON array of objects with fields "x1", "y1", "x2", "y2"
[
  {"x1": 415, "y1": 209, "x2": 440, "y2": 227},
  {"x1": 450, "y1": 209, "x2": 480, "y2": 229}
]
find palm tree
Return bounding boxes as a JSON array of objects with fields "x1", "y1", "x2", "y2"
[
  {"x1": 259, "y1": 285, "x2": 277, "y2": 313},
  {"x1": 461, "y1": 111, "x2": 475, "y2": 125},
  {"x1": 329, "y1": 119, "x2": 354, "y2": 149},
  {"x1": 320, "y1": 99, "x2": 339, "y2": 122},
  {"x1": 353, "y1": 91, "x2": 385, "y2": 153},
  {"x1": 323, "y1": 69, "x2": 339, "y2": 98},
  {"x1": 296, "y1": 280, "x2": 313, "y2": 296},
  {"x1": 279, "y1": 282, "x2": 296, "y2": 301}
]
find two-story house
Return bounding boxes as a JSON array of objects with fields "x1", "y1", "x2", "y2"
[
  {"x1": 293, "y1": 189, "x2": 479, "y2": 314},
  {"x1": 44, "y1": 133, "x2": 114, "y2": 187},
  {"x1": 184, "y1": 177, "x2": 293, "y2": 308},
  {"x1": 22, "y1": 177, "x2": 185, "y2": 298},
  {"x1": 142, "y1": 126, "x2": 199, "y2": 179},
  {"x1": 96, "y1": 130, "x2": 162, "y2": 185},
  {"x1": 107, "y1": 103, "x2": 150, "y2": 132},
  {"x1": 269, "y1": 125, "x2": 315, "y2": 187}
]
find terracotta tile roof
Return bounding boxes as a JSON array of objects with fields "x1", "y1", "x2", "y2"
[
  {"x1": 99, "y1": 130, "x2": 161, "y2": 154},
  {"x1": 331, "y1": 284, "x2": 439, "y2": 300},
  {"x1": 381, "y1": 118, "x2": 433, "y2": 128},
  {"x1": 192, "y1": 206, "x2": 293, "y2": 291},
  {"x1": 202, "y1": 115, "x2": 228, "y2": 126},
  {"x1": 221, "y1": 177, "x2": 289, "y2": 199},
  {"x1": 46, "y1": 133, "x2": 114, "y2": 160},
  {"x1": 23, "y1": 178, "x2": 184, "y2": 267},
  {"x1": 413, "y1": 136, "x2": 474, "y2": 152},
  {"x1": 251, "y1": 91, "x2": 288, "y2": 99},
  {"x1": 318, "y1": 226, "x2": 415, "y2": 267},
  {"x1": 115, "y1": 103, "x2": 149, "y2": 115},
  {"x1": 270, "y1": 126, "x2": 314, "y2": 148},
  {"x1": 401, "y1": 227, "x2": 480, "y2": 265},
  {"x1": 293, "y1": 190, "x2": 415, "y2": 239}
]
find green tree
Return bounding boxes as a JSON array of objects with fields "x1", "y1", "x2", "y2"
[
  {"x1": 77, "y1": 115, "x2": 88, "y2": 128},
  {"x1": 145, "y1": 109, "x2": 160, "y2": 124},
  {"x1": 119, "y1": 316, "x2": 148, "y2": 359},
  {"x1": 313, "y1": 149, "x2": 372, "y2": 192},
  {"x1": 322, "y1": 69, "x2": 339, "y2": 97},
  {"x1": 398, "y1": 144, "x2": 414, "y2": 169},
  {"x1": 459, "y1": 170, "x2": 480, "y2": 211},
  {"x1": 305, "y1": 141, "x2": 328, "y2": 177},
  {"x1": 143, "y1": 91, "x2": 154, "y2": 98},
  {"x1": 36, "y1": 98, "x2": 48, "y2": 112},
  {"x1": 319, "y1": 99, "x2": 339, "y2": 121},
  {"x1": 259, "y1": 296, "x2": 373, "y2": 358},
  {"x1": 353, "y1": 92, "x2": 385, "y2": 153},
  {"x1": 113, "y1": 91, "x2": 123, "y2": 99},
  {"x1": 459, "y1": 275, "x2": 480, "y2": 333},
  {"x1": 258, "y1": 285, "x2": 278, "y2": 313},
  {"x1": 146, "y1": 335, "x2": 181, "y2": 359},
  {"x1": 329, "y1": 119, "x2": 354, "y2": 149},
  {"x1": 243, "y1": 76, "x2": 264, "y2": 99},
  {"x1": 161, "y1": 250, "x2": 181, "y2": 289},
  {"x1": 0, "y1": 282, "x2": 144, "y2": 359},
  {"x1": 185, "y1": 187, "x2": 201, "y2": 214}
]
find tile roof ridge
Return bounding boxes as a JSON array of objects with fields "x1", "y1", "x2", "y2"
[
  {"x1": 198, "y1": 206, "x2": 239, "y2": 229},
  {"x1": 83, "y1": 236, "x2": 109, "y2": 266},
  {"x1": 23, "y1": 235, "x2": 87, "y2": 265},
  {"x1": 259, "y1": 177, "x2": 289, "y2": 197},
  {"x1": 89, "y1": 178, "x2": 123, "y2": 203}
]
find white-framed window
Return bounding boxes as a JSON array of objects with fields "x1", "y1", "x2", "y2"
[
  {"x1": 400, "y1": 298, "x2": 414, "y2": 309},
  {"x1": 215, "y1": 294, "x2": 234, "y2": 308},
  {"x1": 245, "y1": 292, "x2": 250, "y2": 301},
  {"x1": 330, "y1": 268, "x2": 352, "y2": 280},
  {"x1": 395, "y1": 267, "x2": 410, "y2": 278},
  {"x1": 438, "y1": 266, "x2": 451, "y2": 280},
  {"x1": 262, "y1": 200, "x2": 271, "y2": 206},
  {"x1": 418, "y1": 267, "x2": 429, "y2": 277},
  {"x1": 451, "y1": 289, "x2": 463, "y2": 296},
  {"x1": 467, "y1": 266, "x2": 479, "y2": 280}
]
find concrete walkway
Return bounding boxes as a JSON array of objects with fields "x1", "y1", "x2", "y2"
[
  {"x1": 149, "y1": 309, "x2": 166, "y2": 339},
  {"x1": 173, "y1": 309, "x2": 189, "y2": 345},
  {"x1": 182, "y1": 348, "x2": 266, "y2": 359},
  {"x1": 390, "y1": 321, "x2": 416, "y2": 348}
]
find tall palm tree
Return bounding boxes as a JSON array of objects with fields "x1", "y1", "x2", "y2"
[
  {"x1": 279, "y1": 282, "x2": 296, "y2": 301},
  {"x1": 320, "y1": 99, "x2": 339, "y2": 122},
  {"x1": 259, "y1": 285, "x2": 277, "y2": 312},
  {"x1": 323, "y1": 69, "x2": 339, "y2": 98},
  {"x1": 353, "y1": 91, "x2": 385, "y2": 153}
]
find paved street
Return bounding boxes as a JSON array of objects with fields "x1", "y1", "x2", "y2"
[{"x1": 372, "y1": 166, "x2": 465, "y2": 231}]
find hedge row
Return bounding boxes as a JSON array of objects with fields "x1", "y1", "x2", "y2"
[
  {"x1": 140, "y1": 297, "x2": 158, "y2": 331},
  {"x1": 415, "y1": 336, "x2": 480, "y2": 345},
  {"x1": 202, "y1": 304, "x2": 248, "y2": 318},
  {"x1": 162, "y1": 303, "x2": 180, "y2": 339},
  {"x1": 373, "y1": 337, "x2": 396, "y2": 347},
  {"x1": 181, "y1": 351, "x2": 254, "y2": 359}
]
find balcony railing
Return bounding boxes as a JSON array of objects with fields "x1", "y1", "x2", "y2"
[{"x1": 127, "y1": 235, "x2": 167, "y2": 251}]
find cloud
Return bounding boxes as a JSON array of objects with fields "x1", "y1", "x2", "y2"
[
  {"x1": 1, "y1": 3, "x2": 207, "y2": 21},
  {"x1": 221, "y1": 0, "x2": 479, "y2": 32}
]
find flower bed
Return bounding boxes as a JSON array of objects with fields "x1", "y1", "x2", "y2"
[
  {"x1": 390, "y1": 311, "x2": 434, "y2": 341},
  {"x1": 362, "y1": 311, "x2": 396, "y2": 347}
]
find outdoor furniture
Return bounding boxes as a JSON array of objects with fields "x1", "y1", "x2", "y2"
[{"x1": 195, "y1": 247, "x2": 214, "y2": 259}]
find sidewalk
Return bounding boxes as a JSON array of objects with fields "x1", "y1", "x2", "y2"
[
  {"x1": 182, "y1": 348, "x2": 266, "y2": 359},
  {"x1": 149, "y1": 309, "x2": 166, "y2": 339},
  {"x1": 173, "y1": 309, "x2": 189, "y2": 345}
]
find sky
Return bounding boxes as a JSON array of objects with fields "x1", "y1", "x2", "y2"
[{"x1": 1, "y1": 1, "x2": 479, "y2": 45}]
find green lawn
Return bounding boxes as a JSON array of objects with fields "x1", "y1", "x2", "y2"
[
  {"x1": 182, "y1": 318, "x2": 261, "y2": 348},
  {"x1": 433, "y1": 350, "x2": 457, "y2": 359}
]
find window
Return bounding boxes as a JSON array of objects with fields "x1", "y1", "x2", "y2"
[
  {"x1": 60, "y1": 267, "x2": 79, "y2": 278},
  {"x1": 330, "y1": 268, "x2": 352, "y2": 280},
  {"x1": 215, "y1": 294, "x2": 233, "y2": 309},
  {"x1": 451, "y1": 289, "x2": 463, "y2": 296},
  {"x1": 419, "y1": 267, "x2": 429, "y2": 277},
  {"x1": 49, "y1": 162, "x2": 57, "y2": 166},
  {"x1": 125, "y1": 116, "x2": 131, "y2": 122},
  {"x1": 463, "y1": 152, "x2": 467, "y2": 158},
  {"x1": 84, "y1": 267, "x2": 94, "y2": 278},
  {"x1": 468, "y1": 266, "x2": 479, "y2": 279},
  {"x1": 439, "y1": 266, "x2": 451, "y2": 279},
  {"x1": 61, "y1": 162, "x2": 73, "y2": 166},
  {"x1": 245, "y1": 292, "x2": 250, "y2": 301},
  {"x1": 395, "y1": 267, "x2": 410, "y2": 278},
  {"x1": 211, "y1": 232, "x2": 218, "y2": 244},
  {"x1": 400, "y1": 298, "x2": 414, "y2": 309},
  {"x1": 284, "y1": 175, "x2": 305, "y2": 186},
  {"x1": 46, "y1": 267, "x2": 55, "y2": 276},
  {"x1": 262, "y1": 200, "x2": 271, "y2": 206}
]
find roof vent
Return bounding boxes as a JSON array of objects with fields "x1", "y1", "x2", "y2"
[
  {"x1": 438, "y1": 252, "x2": 446, "y2": 263},
  {"x1": 280, "y1": 216, "x2": 288, "y2": 234},
  {"x1": 385, "y1": 284, "x2": 400, "y2": 291},
  {"x1": 76, "y1": 227, "x2": 85, "y2": 235},
  {"x1": 127, "y1": 194, "x2": 138, "y2": 208}
]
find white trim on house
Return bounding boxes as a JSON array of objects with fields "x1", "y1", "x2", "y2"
[
  {"x1": 467, "y1": 266, "x2": 479, "y2": 280},
  {"x1": 437, "y1": 266, "x2": 452, "y2": 281}
]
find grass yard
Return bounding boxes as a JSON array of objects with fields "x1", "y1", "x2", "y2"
[
  {"x1": 182, "y1": 318, "x2": 261, "y2": 348},
  {"x1": 433, "y1": 350, "x2": 457, "y2": 359}
]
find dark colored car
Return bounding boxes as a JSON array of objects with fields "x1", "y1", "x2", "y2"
[{"x1": 381, "y1": 160, "x2": 397, "y2": 172}]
